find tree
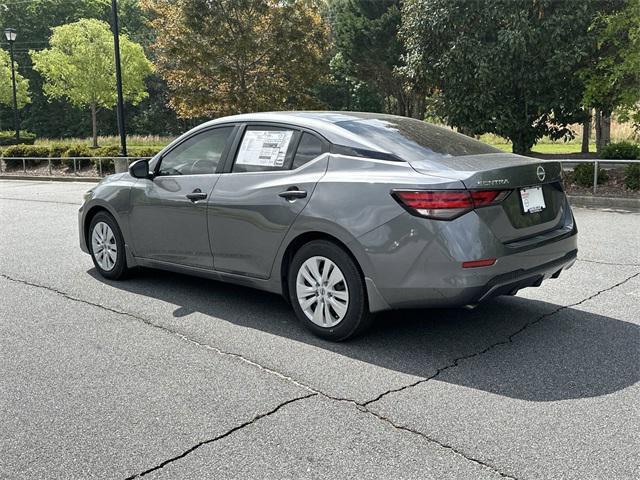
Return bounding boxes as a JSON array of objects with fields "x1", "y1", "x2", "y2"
[
  {"x1": 401, "y1": 0, "x2": 603, "y2": 154},
  {"x1": 328, "y1": 0, "x2": 424, "y2": 118},
  {"x1": 31, "y1": 19, "x2": 154, "y2": 147},
  {"x1": 0, "y1": 50, "x2": 30, "y2": 109},
  {"x1": 582, "y1": 0, "x2": 640, "y2": 151},
  {"x1": 141, "y1": 0, "x2": 329, "y2": 118}
]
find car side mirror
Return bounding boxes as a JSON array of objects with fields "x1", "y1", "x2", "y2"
[{"x1": 129, "y1": 159, "x2": 151, "y2": 179}]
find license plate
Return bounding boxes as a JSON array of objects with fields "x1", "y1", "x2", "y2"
[{"x1": 520, "y1": 186, "x2": 545, "y2": 213}]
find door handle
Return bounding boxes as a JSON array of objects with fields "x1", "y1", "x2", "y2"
[
  {"x1": 278, "y1": 188, "x2": 307, "y2": 200},
  {"x1": 186, "y1": 188, "x2": 207, "y2": 202}
]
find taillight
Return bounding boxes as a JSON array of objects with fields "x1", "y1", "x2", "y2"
[{"x1": 392, "y1": 189, "x2": 509, "y2": 220}]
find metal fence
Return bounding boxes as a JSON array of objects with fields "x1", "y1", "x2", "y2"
[
  {"x1": 559, "y1": 159, "x2": 640, "y2": 194},
  {"x1": 0, "y1": 156, "x2": 152, "y2": 177},
  {"x1": 1, "y1": 156, "x2": 638, "y2": 195}
]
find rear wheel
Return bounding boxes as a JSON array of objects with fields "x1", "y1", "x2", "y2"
[
  {"x1": 288, "y1": 240, "x2": 371, "y2": 341},
  {"x1": 88, "y1": 211, "x2": 129, "y2": 280}
]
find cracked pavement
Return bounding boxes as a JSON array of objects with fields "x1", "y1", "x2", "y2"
[{"x1": 1, "y1": 180, "x2": 638, "y2": 479}]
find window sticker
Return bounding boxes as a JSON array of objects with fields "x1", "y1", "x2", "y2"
[{"x1": 236, "y1": 130, "x2": 293, "y2": 167}]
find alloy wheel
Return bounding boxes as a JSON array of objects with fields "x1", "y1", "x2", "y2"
[
  {"x1": 296, "y1": 256, "x2": 349, "y2": 328},
  {"x1": 91, "y1": 221, "x2": 117, "y2": 271}
]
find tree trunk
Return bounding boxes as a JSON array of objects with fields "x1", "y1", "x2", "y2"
[
  {"x1": 511, "y1": 134, "x2": 533, "y2": 155},
  {"x1": 581, "y1": 111, "x2": 591, "y2": 154},
  {"x1": 601, "y1": 110, "x2": 611, "y2": 147},
  {"x1": 595, "y1": 109, "x2": 612, "y2": 154},
  {"x1": 91, "y1": 102, "x2": 98, "y2": 148},
  {"x1": 595, "y1": 110, "x2": 602, "y2": 152}
]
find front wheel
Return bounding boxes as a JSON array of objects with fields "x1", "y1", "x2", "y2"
[
  {"x1": 88, "y1": 211, "x2": 129, "y2": 280},
  {"x1": 288, "y1": 240, "x2": 372, "y2": 341}
]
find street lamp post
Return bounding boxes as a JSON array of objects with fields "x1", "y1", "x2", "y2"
[
  {"x1": 110, "y1": 0, "x2": 128, "y2": 172},
  {"x1": 4, "y1": 28, "x2": 20, "y2": 142}
]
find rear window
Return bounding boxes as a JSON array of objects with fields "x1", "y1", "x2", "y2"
[{"x1": 335, "y1": 117, "x2": 501, "y2": 162}]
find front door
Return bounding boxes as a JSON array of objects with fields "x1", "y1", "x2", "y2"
[
  {"x1": 209, "y1": 127, "x2": 328, "y2": 278},
  {"x1": 129, "y1": 126, "x2": 236, "y2": 269}
]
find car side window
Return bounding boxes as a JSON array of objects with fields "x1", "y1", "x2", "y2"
[
  {"x1": 292, "y1": 133, "x2": 324, "y2": 170},
  {"x1": 232, "y1": 127, "x2": 297, "y2": 173},
  {"x1": 158, "y1": 127, "x2": 233, "y2": 176}
]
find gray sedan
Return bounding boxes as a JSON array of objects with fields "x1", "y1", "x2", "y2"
[{"x1": 79, "y1": 112, "x2": 577, "y2": 341}]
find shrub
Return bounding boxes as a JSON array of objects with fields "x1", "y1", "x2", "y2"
[
  {"x1": 624, "y1": 163, "x2": 640, "y2": 190},
  {"x1": 1, "y1": 145, "x2": 49, "y2": 169},
  {"x1": 0, "y1": 130, "x2": 36, "y2": 146},
  {"x1": 573, "y1": 163, "x2": 609, "y2": 187},
  {"x1": 62, "y1": 145, "x2": 93, "y2": 170},
  {"x1": 600, "y1": 141, "x2": 640, "y2": 160},
  {"x1": 91, "y1": 146, "x2": 120, "y2": 174},
  {"x1": 128, "y1": 146, "x2": 162, "y2": 159},
  {"x1": 48, "y1": 143, "x2": 69, "y2": 158}
]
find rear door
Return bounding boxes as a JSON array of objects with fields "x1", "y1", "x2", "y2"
[
  {"x1": 129, "y1": 125, "x2": 237, "y2": 268},
  {"x1": 208, "y1": 126, "x2": 329, "y2": 278}
]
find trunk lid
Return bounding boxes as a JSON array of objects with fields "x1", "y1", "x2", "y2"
[{"x1": 408, "y1": 153, "x2": 569, "y2": 243}]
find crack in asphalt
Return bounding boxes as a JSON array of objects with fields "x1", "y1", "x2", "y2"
[
  {"x1": 123, "y1": 393, "x2": 317, "y2": 479},
  {"x1": 0, "y1": 196, "x2": 81, "y2": 205},
  {"x1": 362, "y1": 270, "x2": 640, "y2": 407},
  {"x1": 2, "y1": 270, "x2": 638, "y2": 480},
  {"x1": 577, "y1": 258, "x2": 640, "y2": 267}
]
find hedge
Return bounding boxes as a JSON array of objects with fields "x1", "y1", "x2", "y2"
[
  {"x1": 1, "y1": 143, "x2": 162, "y2": 173},
  {"x1": 600, "y1": 141, "x2": 640, "y2": 160},
  {"x1": 624, "y1": 164, "x2": 640, "y2": 190},
  {"x1": 573, "y1": 163, "x2": 609, "y2": 187}
]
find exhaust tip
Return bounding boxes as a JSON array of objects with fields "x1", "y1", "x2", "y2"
[{"x1": 463, "y1": 304, "x2": 478, "y2": 310}]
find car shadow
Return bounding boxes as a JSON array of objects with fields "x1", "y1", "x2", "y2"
[{"x1": 88, "y1": 268, "x2": 639, "y2": 402}]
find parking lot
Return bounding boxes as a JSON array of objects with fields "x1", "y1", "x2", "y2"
[{"x1": 0, "y1": 179, "x2": 638, "y2": 479}]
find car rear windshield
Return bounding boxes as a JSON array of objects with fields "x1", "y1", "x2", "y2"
[{"x1": 335, "y1": 116, "x2": 501, "y2": 162}]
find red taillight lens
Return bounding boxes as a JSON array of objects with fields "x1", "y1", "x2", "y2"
[{"x1": 392, "y1": 189, "x2": 509, "y2": 220}]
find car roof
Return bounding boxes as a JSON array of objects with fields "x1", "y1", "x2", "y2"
[{"x1": 196, "y1": 111, "x2": 413, "y2": 154}]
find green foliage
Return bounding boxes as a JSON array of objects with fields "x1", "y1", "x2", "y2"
[
  {"x1": 326, "y1": 0, "x2": 423, "y2": 117},
  {"x1": 573, "y1": 163, "x2": 610, "y2": 187},
  {"x1": 582, "y1": 0, "x2": 640, "y2": 126},
  {"x1": 30, "y1": 18, "x2": 154, "y2": 146},
  {"x1": 600, "y1": 141, "x2": 640, "y2": 159},
  {"x1": 1, "y1": 144, "x2": 48, "y2": 169},
  {"x1": 0, "y1": 131, "x2": 36, "y2": 146},
  {"x1": 0, "y1": 50, "x2": 31, "y2": 108},
  {"x1": 30, "y1": 19, "x2": 153, "y2": 110},
  {"x1": 61, "y1": 144, "x2": 93, "y2": 169},
  {"x1": 624, "y1": 163, "x2": 640, "y2": 190},
  {"x1": 400, "y1": 0, "x2": 603, "y2": 153}
]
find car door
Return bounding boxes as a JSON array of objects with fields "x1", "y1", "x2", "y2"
[
  {"x1": 208, "y1": 126, "x2": 329, "y2": 278},
  {"x1": 129, "y1": 125, "x2": 237, "y2": 269}
]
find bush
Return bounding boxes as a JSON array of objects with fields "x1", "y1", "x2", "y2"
[
  {"x1": 128, "y1": 146, "x2": 162, "y2": 159},
  {"x1": 0, "y1": 130, "x2": 36, "y2": 146},
  {"x1": 573, "y1": 163, "x2": 609, "y2": 187},
  {"x1": 48, "y1": 143, "x2": 69, "y2": 158},
  {"x1": 1, "y1": 145, "x2": 49, "y2": 169},
  {"x1": 91, "y1": 146, "x2": 120, "y2": 174},
  {"x1": 600, "y1": 141, "x2": 640, "y2": 160},
  {"x1": 62, "y1": 145, "x2": 93, "y2": 170},
  {"x1": 624, "y1": 163, "x2": 640, "y2": 190}
]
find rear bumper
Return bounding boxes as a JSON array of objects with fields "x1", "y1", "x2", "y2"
[{"x1": 356, "y1": 202, "x2": 578, "y2": 311}]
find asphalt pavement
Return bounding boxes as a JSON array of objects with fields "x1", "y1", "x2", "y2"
[{"x1": 0, "y1": 180, "x2": 638, "y2": 479}]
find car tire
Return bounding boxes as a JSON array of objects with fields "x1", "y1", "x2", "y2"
[
  {"x1": 88, "y1": 211, "x2": 129, "y2": 280},
  {"x1": 288, "y1": 240, "x2": 372, "y2": 341}
]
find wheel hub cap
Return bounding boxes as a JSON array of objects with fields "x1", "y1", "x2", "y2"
[
  {"x1": 91, "y1": 222, "x2": 117, "y2": 271},
  {"x1": 296, "y1": 256, "x2": 349, "y2": 328}
]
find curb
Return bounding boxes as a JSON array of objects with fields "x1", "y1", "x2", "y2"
[
  {"x1": 0, "y1": 175, "x2": 100, "y2": 183},
  {"x1": 568, "y1": 195, "x2": 640, "y2": 212}
]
